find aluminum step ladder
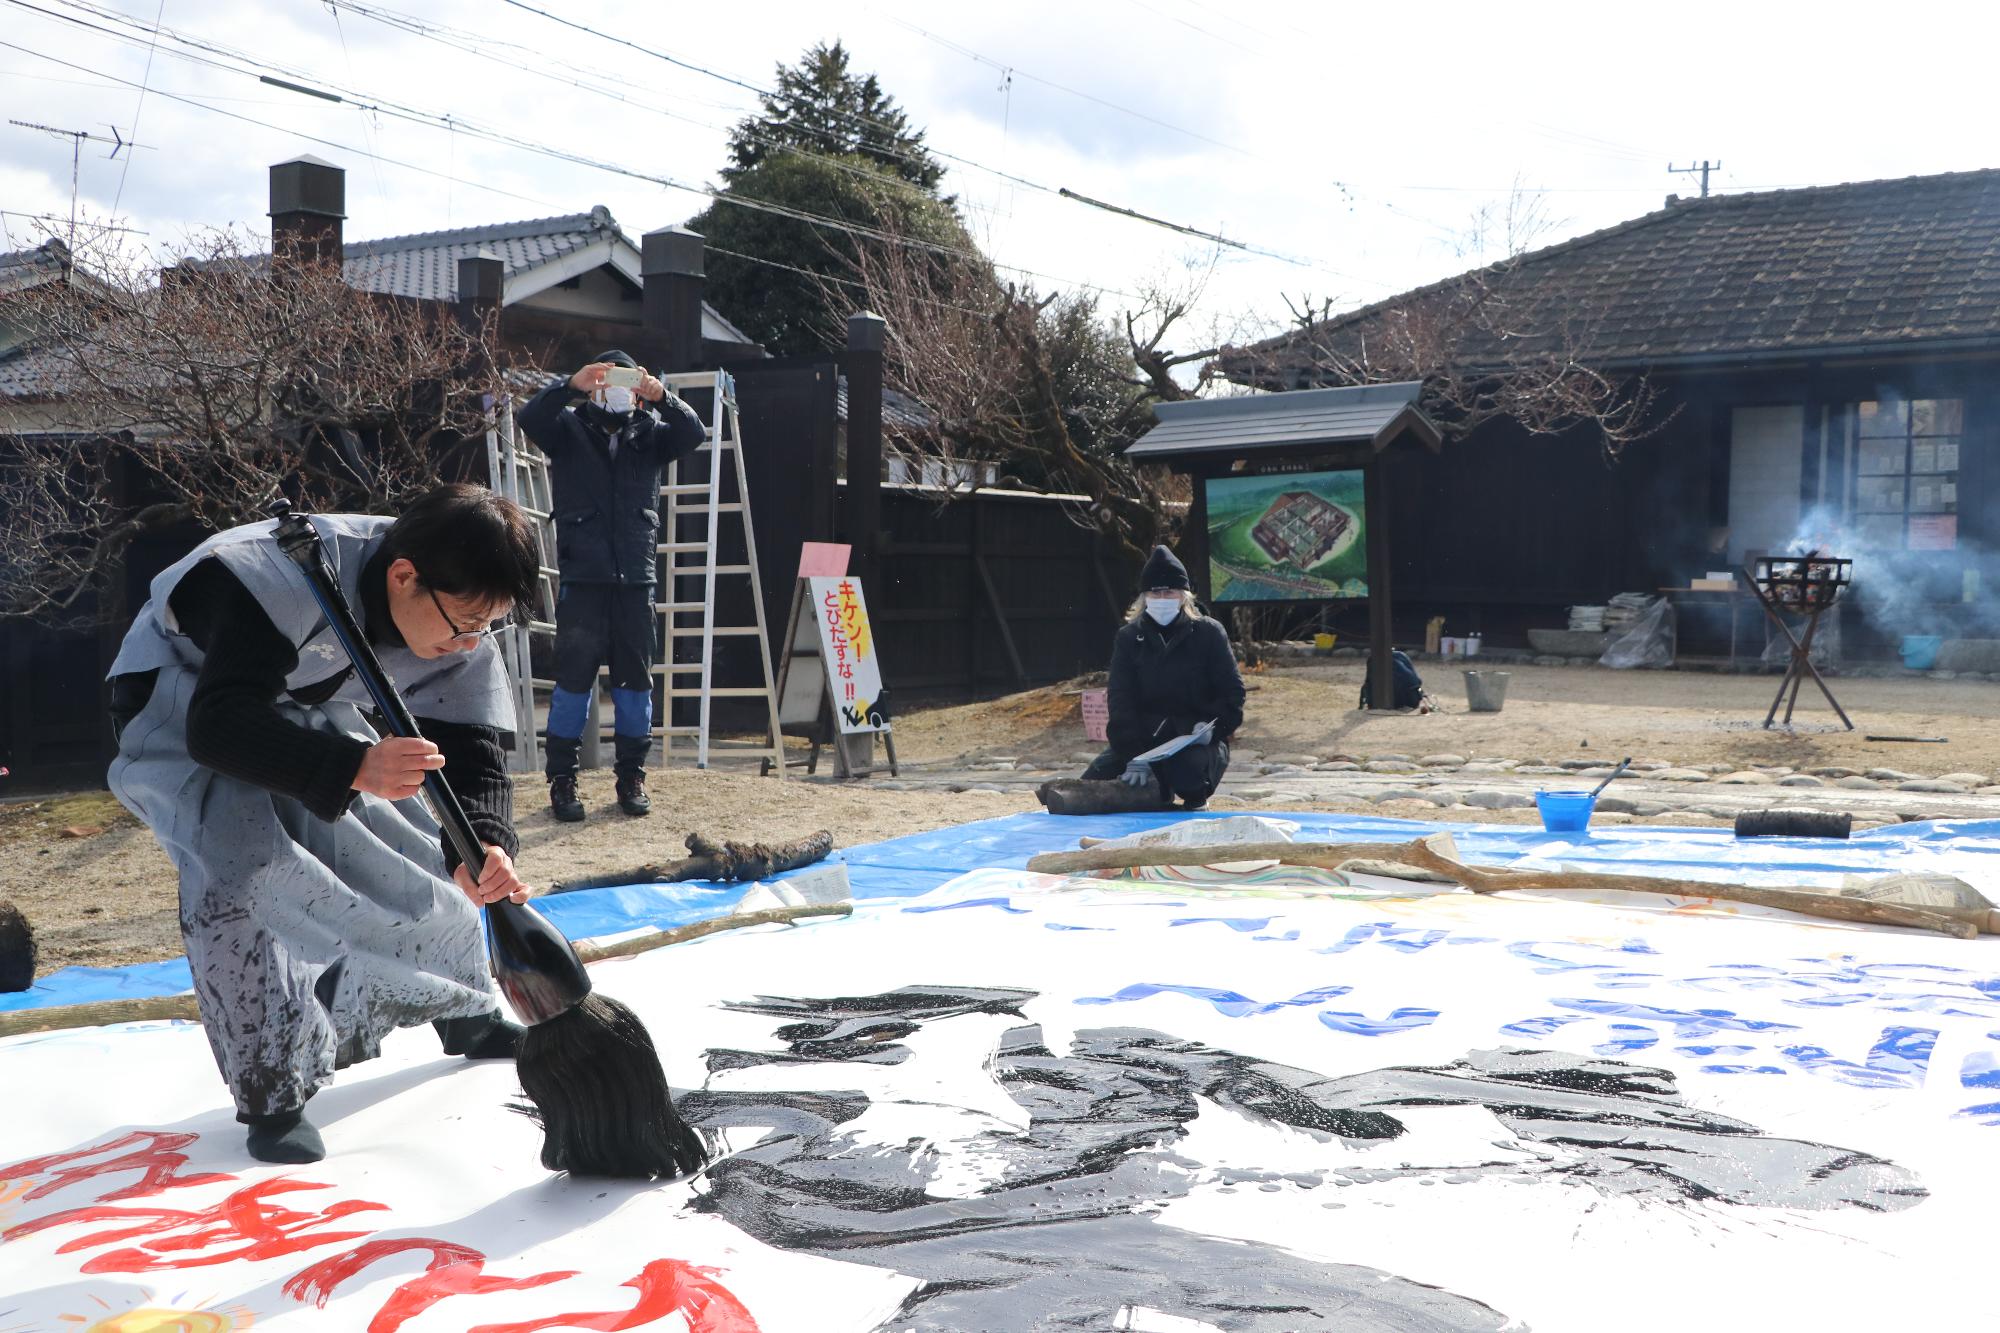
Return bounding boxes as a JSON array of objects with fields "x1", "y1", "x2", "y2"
[
  {"x1": 655, "y1": 370, "x2": 785, "y2": 774},
  {"x1": 487, "y1": 370, "x2": 784, "y2": 776}
]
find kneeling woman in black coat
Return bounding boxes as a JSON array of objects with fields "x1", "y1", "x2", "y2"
[{"x1": 1080, "y1": 546, "x2": 1247, "y2": 809}]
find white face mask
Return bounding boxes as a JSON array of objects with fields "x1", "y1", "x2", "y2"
[
  {"x1": 595, "y1": 385, "x2": 636, "y2": 415},
  {"x1": 1144, "y1": 596, "x2": 1183, "y2": 625}
]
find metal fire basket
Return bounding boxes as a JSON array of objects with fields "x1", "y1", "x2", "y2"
[{"x1": 1746, "y1": 553, "x2": 1854, "y2": 730}]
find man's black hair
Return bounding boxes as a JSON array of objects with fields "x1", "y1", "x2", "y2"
[{"x1": 381, "y1": 483, "x2": 540, "y2": 613}]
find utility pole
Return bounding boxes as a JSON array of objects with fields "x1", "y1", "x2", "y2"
[
  {"x1": 1668, "y1": 159, "x2": 1721, "y2": 198},
  {"x1": 8, "y1": 120, "x2": 147, "y2": 250}
]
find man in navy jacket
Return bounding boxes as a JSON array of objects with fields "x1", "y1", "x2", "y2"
[{"x1": 516, "y1": 351, "x2": 705, "y2": 820}]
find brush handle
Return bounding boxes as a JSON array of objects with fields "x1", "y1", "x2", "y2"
[
  {"x1": 1588, "y1": 757, "x2": 1633, "y2": 802},
  {"x1": 272, "y1": 504, "x2": 594, "y2": 1025},
  {"x1": 271, "y1": 505, "x2": 488, "y2": 876}
]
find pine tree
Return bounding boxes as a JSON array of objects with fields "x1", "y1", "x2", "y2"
[
  {"x1": 693, "y1": 42, "x2": 965, "y2": 355},
  {"x1": 723, "y1": 42, "x2": 943, "y2": 191}
]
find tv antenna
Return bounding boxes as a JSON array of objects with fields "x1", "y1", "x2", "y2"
[
  {"x1": 8, "y1": 120, "x2": 150, "y2": 250},
  {"x1": 1668, "y1": 159, "x2": 1721, "y2": 198}
]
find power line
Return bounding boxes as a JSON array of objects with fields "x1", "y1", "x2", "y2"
[
  {"x1": 881, "y1": 15, "x2": 1264, "y2": 160},
  {"x1": 491, "y1": 0, "x2": 1321, "y2": 263},
  {"x1": 107, "y1": 0, "x2": 162, "y2": 216},
  {"x1": 0, "y1": 15, "x2": 1142, "y2": 298},
  {"x1": 0, "y1": 34, "x2": 555, "y2": 208}
]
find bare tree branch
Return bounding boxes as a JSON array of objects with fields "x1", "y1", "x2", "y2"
[{"x1": 0, "y1": 224, "x2": 504, "y2": 625}]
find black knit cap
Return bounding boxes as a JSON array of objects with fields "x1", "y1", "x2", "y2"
[
  {"x1": 594, "y1": 349, "x2": 639, "y2": 369},
  {"x1": 1139, "y1": 545, "x2": 1190, "y2": 591}
]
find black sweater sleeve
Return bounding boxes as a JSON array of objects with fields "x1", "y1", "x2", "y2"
[
  {"x1": 425, "y1": 715, "x2": 517, "y2": 876},
  {"x1": 171, "y1": 558, "x2": 368, "y2": 822}
]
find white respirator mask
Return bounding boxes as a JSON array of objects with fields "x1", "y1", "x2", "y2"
[
  {"x1": 1144, "y1": 596, "x2": 1183, "y2": 625},
  {"x1": 595, "y1": 385, "x2": 636, "y2": 415}
]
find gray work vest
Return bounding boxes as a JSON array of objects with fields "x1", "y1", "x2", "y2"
[{"x1": 107, "y1": 514, "x2": 514, "y2": 731}]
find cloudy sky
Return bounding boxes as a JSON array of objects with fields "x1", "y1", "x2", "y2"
[{"x1": 4, "y1": 0, "x2": 1997, "y2": 358}]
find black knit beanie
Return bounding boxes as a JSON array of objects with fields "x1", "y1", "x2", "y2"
[{"x1": 1139, "y1": 545, "x2": 1190, "y2": 591}]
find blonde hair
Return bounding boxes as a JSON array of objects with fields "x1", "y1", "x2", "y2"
[{"x1": 1127, "y1": 588, "x2": 1202, "y2": 623}]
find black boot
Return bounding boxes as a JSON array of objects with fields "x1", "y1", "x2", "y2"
[
  {"x1": 545, "y1": 736, "x2": 585, "y2": 822},
  {"x1": 614, "y1": 735, "x2": 651, "y2": 817},
  {"x1": 435, "y1": 1010, "x2": 524, "y2": 1060},
  {"x1": 243, "y1": 1108, "x2": 325, "y2": 1164}
]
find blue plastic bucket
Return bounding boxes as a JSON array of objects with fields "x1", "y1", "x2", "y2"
[
  {"x1": 1535, "y1": 790, "x2": 1597, "y2": 833},
  {"x1": 1901, "y1": 635, "x2": 1943, "y2": 670}
]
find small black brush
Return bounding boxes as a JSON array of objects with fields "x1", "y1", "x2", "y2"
[{"x1": 274, "y1": 504, "x2": 708, "y2": 1179}]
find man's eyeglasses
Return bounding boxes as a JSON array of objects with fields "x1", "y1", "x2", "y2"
[{"x1": 425, "y1": 583, "x2": 510, "y2": 643}]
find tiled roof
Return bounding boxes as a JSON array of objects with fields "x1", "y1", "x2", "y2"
[
  {"x1": 836, "y1": 375, "x2": 935, "y2": 434},
  {"x1": 1219, "y1": 167, "x2": 2000, "y2": 387},
  {"x1": 0, "y1": 342, "x2": 71, "y2": 397},
  {"x1": 341, "y1": 207, "x2": 755, "y2": 345},
  {"x1": 1128, "y1": 382, "x2": 1438, "y2": 458},
  {"x1": 0, "y1": 239, "x2": 72, "y2": 299},
  {"x1": 341, "y1": 206, "x2": 618, "y2": 302}
]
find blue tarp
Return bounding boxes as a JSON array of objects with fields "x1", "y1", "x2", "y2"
[{"x1": 10, "y1": 811, "x2": 2000, "y2": 1013}]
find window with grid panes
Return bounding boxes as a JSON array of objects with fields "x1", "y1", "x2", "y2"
[{"x1": 1851, "y1": 397, "x2": 1961, "y2": 550}]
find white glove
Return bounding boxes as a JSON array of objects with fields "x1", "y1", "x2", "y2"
[
  {"x1": 1120, "y1": 760, "x2": 1154, "y2": 788},
  {"x1": 1189, "y1": 720, "x2": 1216, "y2": 746}
]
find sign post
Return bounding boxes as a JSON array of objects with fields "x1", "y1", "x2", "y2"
[{"x1": 766, "y1": 543, "x2": 899, "y2": 778}]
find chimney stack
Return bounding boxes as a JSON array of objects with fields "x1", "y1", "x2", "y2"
[
  {"x1": 641, "y1": 224, "x2": 705, "y2": 373},
  {"x1": 269, "y1": 155, "x2": 346, "y2": 270},
  {"x1": 457, "y1": 248, "x2": 505, "y2": 336}
]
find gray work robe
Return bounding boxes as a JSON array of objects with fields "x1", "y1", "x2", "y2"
[{"x1": 107, "y1": 515, "x2": 516, "y2": 1119}]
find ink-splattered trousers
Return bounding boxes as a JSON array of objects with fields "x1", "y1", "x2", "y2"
[{"x1": 108, "y1": 664, "x2": 499, "y2": 1121}]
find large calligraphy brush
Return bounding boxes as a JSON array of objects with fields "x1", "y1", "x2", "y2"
[{"x1": 273, "y1": 504, "x2": 708, "y2": 1179}]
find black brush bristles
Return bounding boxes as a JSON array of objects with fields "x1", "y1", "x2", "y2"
[{"x1": 514, "y1": 992, "x2": 710, "y2": 1179}]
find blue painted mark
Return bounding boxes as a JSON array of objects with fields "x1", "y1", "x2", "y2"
[
  {"x1": 1506, "y1": 939, "x2": 1660, "y2": 977},
  {"x1": 1594, "y1": 1024, "x2": 1659, "y2": 1056},
  {"x1": 1076, "y1": 982, "x2": 1352, "y2": 1019},
  {"x1": 902, "y1": 898, "x2": 1030, "y2": 915},
  {"x1": 1316, "y1": 921, "x2": 1454, "y2": 954},
  {"x1": 1044, "y1": 922, "x2": 1111, "y2": 932},
  {"x1": 1253, "y1": 930, "x2": 1303, "y2": 943},
  {"x1": 1954, "y1": 1102, "x2": 2000, "y2": 1126},
  {"x1": 1499, "y1": 1015, "x2": 1588, "y2": 1038},
  {"x1": 1318, "y1": 1007, "x2": 1440, "y2": 1036},
  {"x1": 1446, "y1": 936, "x2": 1498, "y2": 946},
  {"x1": 1700, "y1": 1063, "x2": 1787, "y2": 1076},
  {"x1": 1170, "y1": 916, "x2": 1275, "y2": 933},
  {"x1": 1959, "y1": 1052, "x2": 2000, "y2": 1089},
  {"x1": 1780, "y1": 1025, "x2": 1938, "y2": 1090},
  {"x1": 1547, "y1": 998, "x2": 1799, "y2": 1041},
  {"x1": 1679, "y1": 1044, "x2": 1757, "y2": 1056}
]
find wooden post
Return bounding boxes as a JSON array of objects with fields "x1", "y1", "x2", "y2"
[
  {"x1": 1365, "y1": 457, "x2": 1395, "y2": 708},
  {"x1": 844, "y1": 313, "x2": 885, "y2": 590}
]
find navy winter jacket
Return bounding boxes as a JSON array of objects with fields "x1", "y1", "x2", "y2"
[
  {"x1": 515, "y1": 378, "x2": 707, "y2": 586},
  {"x1": 1104, "y1": 612, "x2": 1247, "y2": 758}
]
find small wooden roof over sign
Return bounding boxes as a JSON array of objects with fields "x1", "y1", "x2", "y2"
[{"x1": 1127, "y1": 381, "x2": 1442, "y2": 463}]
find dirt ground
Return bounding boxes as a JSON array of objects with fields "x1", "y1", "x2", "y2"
[
  {"x1": 7, "y1": 659, "x2": 1998, "y2": 979},
  {"x1": 1, "y1": 772, "x2": 1035, "y2": 978},
  {"x1": 892, "y1": 660, "x2": 2000, "y2": 775}
]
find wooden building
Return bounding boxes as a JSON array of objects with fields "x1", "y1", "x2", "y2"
[
  {"x1": 0, "y1": 157, "x2": 1128, "y2": 789},
  {"x1": 1217, "y1": 168, "x2": 2000, "y2": 665}
]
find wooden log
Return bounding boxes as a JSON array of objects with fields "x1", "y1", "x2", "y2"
[
  {"x1": 1396, "y1": 835, "x2": 1992, "y2": 939},
  {"x1": 0, "y1": 903, "x2": 853, "y2": 1040},
  {"x1": 550, "y1": 830, "x2": 835, "y2": 894},
  {"x1": 1035, "y1": 778, "x2": 1174, "y2": 817},
  {"x1": 1026, "y1": 840, "x2": 1405, "y2": 876},
  {"x1": 1028, "y1": 834, "x2": 1996, "y2": 939}
]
